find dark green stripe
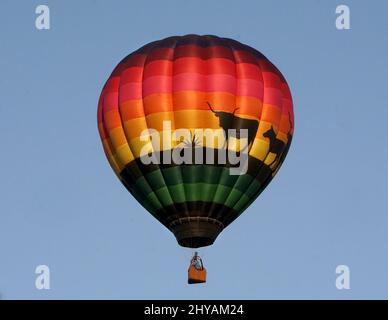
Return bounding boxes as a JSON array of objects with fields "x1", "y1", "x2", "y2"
[{"x1": 130, "y1": 165, "x2": 260, "y2": 195}]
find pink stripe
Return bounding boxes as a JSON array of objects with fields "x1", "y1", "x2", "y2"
[
  {"x1": 103, "y1": 92, "x2": 119, "y2": 112},
  {"x1": 235, "y1": 63, "x2": 262, "y2": 80},
  {"x1": 172, "y1": 57, "x2": 236, "y2": 76},
  {"x1": 263, "y1": 87, "x2": 283, "y2": 106},
  {"x1": 172, "y1": 74, "x2": 236, "y2": 93},
  {"x1": 282, "y1": 99, "x2": 293, "y2": 114},
  {"x1": 236, "y1": 79, "x2": 264, "y2": 100},
  {"x1": 144, "y1": 60, "x2": 173, "y2": 78},
  {"x1": 117, "y1": 74, "x2": 266, "y2": 100},
  {"x1": 102, "y1": 78, "x2": 120, "y2": 112},
  {"x1": 280, "y1": 82, "x2": 292, "y2": 99},
  {"x1": 262, "y1": 71, "x2": 280, "y2": 88},
  {"x1": 143, "y1": 75, "x2": 172, "y2": 96},
  {"x1": 119, "y1": 82, "x2": 143, "y2": 101},
  {"x1": 119, "y1": 60, "x2": 265, "y2": 85},
  {"x1": 120, "y1": 66, "x2": 143, "y2": 83}
]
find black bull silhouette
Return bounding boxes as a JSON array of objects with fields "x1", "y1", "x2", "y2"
[{"x1": 207, "y1": 102, "x2": 259, "y2": 148}]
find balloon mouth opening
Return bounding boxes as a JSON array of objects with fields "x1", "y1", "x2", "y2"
[
  {"x1": 178, "y1": 237, "x2": 214, "y2": 248},
  {"x1": 169, "y1": 217, "x2": 224, "y2": 248}
]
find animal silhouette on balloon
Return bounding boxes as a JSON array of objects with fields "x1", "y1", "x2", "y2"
[
  {"x1": 206, "y1": 101, "x2": 293, "y2": 170},
  {"x1": 207, "y1": 102, "x2": 259, "y2": 148},
  {"x1": 263, "y1": 113, "x2": 293, "y2": 167}
]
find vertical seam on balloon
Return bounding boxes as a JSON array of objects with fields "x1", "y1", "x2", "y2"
[
  {"x1": 198, "y1": 36, "x2": 222, "y2": 218},
  {"x1": 224, "y1": 47, "x2": 269, "y2": 223},
  {"x1": 235, "y1": 59, "x2": 279, "y2": 218},
  {"x1": 263, "y1": 65, "x2": 287, "y2": 174},
  {"x1": 268, "y1": 79, "x2": 294, "y2": 175},
  {"x1": 140, "y1": 41, "x2": 179, "y2": 221},
  {"x1": 235, "y1": 68, "x2": 294, "y2": 220},
  {"x1": 117, "y1": 52, "x2": 167, "y2": 218},
  {"x1": 98, "y1": 85, "x2": 121, "y2": 175},
  {"x1": 100, "y1": 85, "x2": 126, "y2": 171},
  {"x1": 100, "y1": 77, "x2": 154, "y2": 208},
  {"x1": 217, "y1": 40, "x2": 260, "y2": 218},
  {"x1": 218, "y1": 41, "x2": 247, "y2": 215},
  {"x1": 236, "y1": 62, "x2": 288, "y2": 218},
  {"x1": 236, "y1": 94, "x2": 293, "y2": 218},
  {"x1": 115, "y1": 60, "x2": 166, "y2": 217},
  {"x1": 170, "y1": 36, "x2": 190, "y2": 219},
  {"x1": 205, "y1": 37, "x2": 238, "y2": 220}
]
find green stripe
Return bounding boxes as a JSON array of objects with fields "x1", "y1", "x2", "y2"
[
  {"x1": 145, "y1": 182, "x2": 251, "y2": 208},
  {"x1": 125, "y1": 165, "x2": 262, "y2": 213},
  {"x1": 146, "y1": 192, "x2": 164, "y2": 210},
  {"x1": 133, "y1": 165, "x2": 257, "y2": 195},
  {"x1": 127, "y1": 186, "x2": 158, "y2": 214}
]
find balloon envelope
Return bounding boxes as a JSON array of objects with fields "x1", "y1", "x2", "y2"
[{"x1": 97, "y1": 35, "x2": 294, "y2": 248}]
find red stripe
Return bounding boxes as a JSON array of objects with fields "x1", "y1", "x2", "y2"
[
  {"x1": 263, "y1": 88, "x2": 283, "y2": 106},
  {"x1": 102, "y1": 78, "x2": 120, "y2": 112},
  {"x1": 136, "y1": 74, "x2": 265, "y2": 99},
  {"x1": 122, "y1": 59, "x2": 267, "y2": 83},
  {"x1": 119, "y1": 82, "x2": 142, "y2": 101},
  {"x1": 171, "y1": 74, "x2": 236, "y2": 94}
]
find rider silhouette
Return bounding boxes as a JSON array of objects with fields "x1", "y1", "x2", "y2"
[{"x1": 190, "y1": 252, "x2": 203, "y2": 270}]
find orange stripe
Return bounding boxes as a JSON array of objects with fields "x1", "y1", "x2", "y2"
[
  {"x1": 168, "y1": 92, "x2": 263, "y2": 119},
  {"x1": 119, "y1": 93, "x2": 264, "y2": 122},
  {"x1": 109, "y1": 127, "x2": 128, "y2": 146},
  {"x1": 121, "y1": 110, "x2": 220, "y2": 140},
  {"x1": 103, "y1": 110, "x2": 123, "y2": 131},
  {"x1": 260, "y1": 103, "x2": 282, "y2": 125},
  {"x1": 120, "y1": 99, "x2": 145, "y2": 120},
  {"x1": 235, "y1": 96, "x2": 263, "y2": 120},
  {"x1": 111, "y1": 110, "x2": 290, "y2": 141},
  {"x1": 98, "y1": 122, "x2": 108, "y2": 140}
]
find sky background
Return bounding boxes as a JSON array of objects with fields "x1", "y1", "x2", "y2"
[{"x1": 0, "y1": 0, "x2": 388, "y2": 299}]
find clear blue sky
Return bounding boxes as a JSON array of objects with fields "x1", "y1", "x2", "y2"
[{"x1": 1, "y1": 0, "x2": 388, "y2": 299}]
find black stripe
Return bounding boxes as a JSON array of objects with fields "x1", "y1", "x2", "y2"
[
  {"x1": 120, "y1": 150, "x2": 273, "y2": 186},
  {"x1": 153, "y1": 201, "x2": 238, "y2": 228}
]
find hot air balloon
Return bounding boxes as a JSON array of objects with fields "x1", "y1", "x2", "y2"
[{"x1": 97, "y1": 35, "x2": 294, "y2": 283}]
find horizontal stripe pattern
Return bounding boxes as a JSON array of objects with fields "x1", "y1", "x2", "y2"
[{"x1": 97, "y1": 34, "x2": 294, "y2": 234}]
